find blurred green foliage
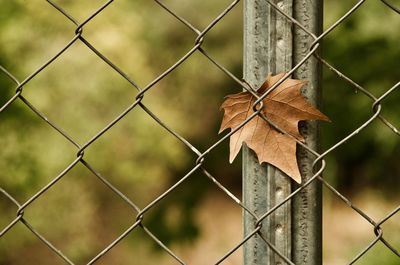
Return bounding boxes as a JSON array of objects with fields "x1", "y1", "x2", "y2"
[
  {"x1": 322, "y1": 0, "x2": 400, "y2": 193},
  {"x1": 0, "y1": 1, "x2": 398, "y2": 264}
]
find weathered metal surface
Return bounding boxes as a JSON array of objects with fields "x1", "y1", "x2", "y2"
[
  {"x1": 243, "y1": 0, "x2": 293, "y2": 264},
  {"x1": 292, "y1": 1, "x2": 323, "y2": 264}
]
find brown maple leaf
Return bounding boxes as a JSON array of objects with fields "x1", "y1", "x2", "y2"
[{"x1": 219, "y1": 73, "x2": 330, "y2": 183}]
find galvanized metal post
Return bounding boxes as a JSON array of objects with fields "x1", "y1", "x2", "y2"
[
  {"x1": 243, "y1": 0, "x2": 293, "y2": 264},
  {"x1": 292, "y1": 1, "x2": 323, "y2": 264},
  {"x1": 243, "y1": 0, "x2": 322, "y2": 264}
]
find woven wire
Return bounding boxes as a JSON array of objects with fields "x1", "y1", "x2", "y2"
[{"x1": 0, "y1": 0, "x2": 399, "y2": 264}]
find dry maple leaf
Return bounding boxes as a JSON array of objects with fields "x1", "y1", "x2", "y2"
[{"x1": 219, "y1": 73, "x2": 330, "y2": 183}]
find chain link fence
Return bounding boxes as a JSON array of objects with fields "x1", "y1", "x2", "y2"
[{"x1": 0, "y1": 0, "x2": 399, "y2": 264}]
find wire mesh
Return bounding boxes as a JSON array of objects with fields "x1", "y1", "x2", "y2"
[{"x1": 0, "y1": 0, "x2": 399, "y2": 264}]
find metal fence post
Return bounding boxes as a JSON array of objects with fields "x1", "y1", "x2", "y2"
[
  {"x1": 243, "y1": 0, "x2": 322, "y2": 264},
  {"x1": 243, "y1": 0, "x2": 293, "y2": 264},
  {"x1": 292, "y1": 1, "x2": 323, "y2": 264}
]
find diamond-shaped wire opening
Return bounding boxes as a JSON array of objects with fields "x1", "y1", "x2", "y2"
[
  {"x1": 137, "y1": 52, "x2": 241, "y2": 142},
  {"x1": 140, "y1": 174, "x2": 245, "y2": 265},
  {"x1": 82, "y1": 105, "x2": 197, "y2": 207},
  {"x1": 21, "y1": 162, "x2": 144, "y2": 264},
  {"x1": 138, "y1": 170, "x2": 209, "y2": 248},
  {"x1": 84, "y1": 172, "x2": 219, "y2": 264},
  {"x1": 20, "y1": 41, "x2": 142, "y2": 143},
  {"x1": 76, "y1": 0, "x2": 199, "y2": 88}
]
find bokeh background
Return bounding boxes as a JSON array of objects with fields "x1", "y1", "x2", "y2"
[{"x1": 0, "y1": 1, "x2": 399, "y2": 264}]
